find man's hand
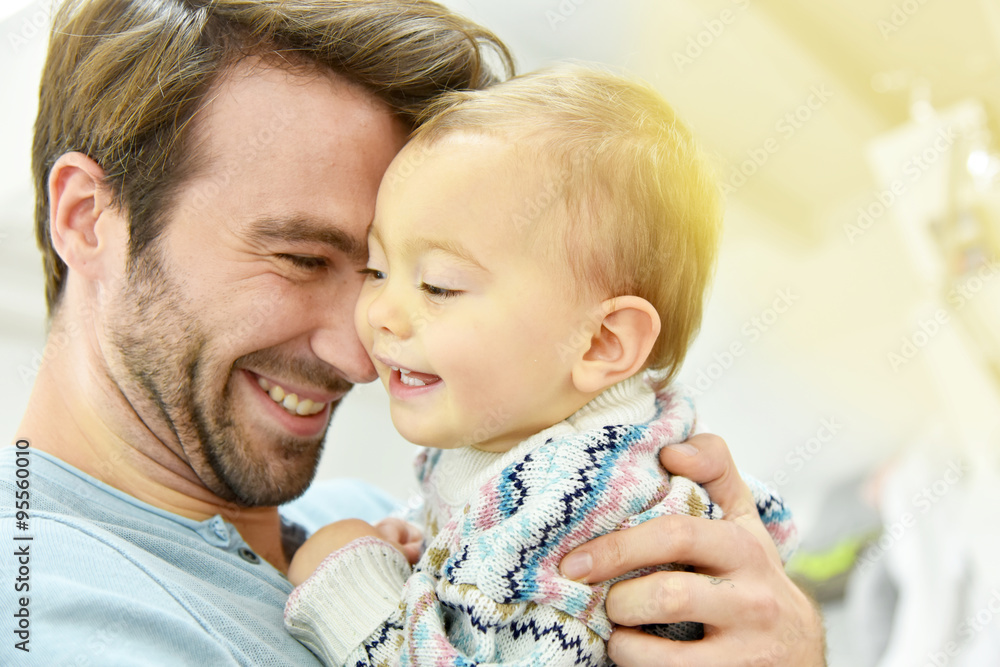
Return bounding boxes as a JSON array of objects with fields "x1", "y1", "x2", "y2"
[
  {"x1": 559, "y1": 434, "x2": 826, "y2": 666},
  {"x1": 287, "y1": 518, "x2": 423, "y2": 586}
]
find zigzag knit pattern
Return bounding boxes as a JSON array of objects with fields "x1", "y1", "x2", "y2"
[{"x1": 286, "y1": 385, "x2": 797, "y2": 666}]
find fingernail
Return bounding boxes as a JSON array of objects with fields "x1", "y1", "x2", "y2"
[
  {"x1": 666, "y1": 443, "x2": 698, "y2": 456},
  {"x1": 561, "y1": 551, "x2": 593, "y2": 580}
]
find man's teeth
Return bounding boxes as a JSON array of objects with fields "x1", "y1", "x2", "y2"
[
  {"x1": 390, "y1": 366, "x2": 428, "y2": 387},
  {"x1": 256, "y1": 377, "x2": 327, "y2": 416}
]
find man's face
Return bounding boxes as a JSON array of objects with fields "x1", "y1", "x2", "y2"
[{"x1": 105, "y1": 62, "x2": 408, "y2": 506}]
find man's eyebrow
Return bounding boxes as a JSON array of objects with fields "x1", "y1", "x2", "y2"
[{"x1": 247, "y1": 216, "x2": 368, "y2": 263}]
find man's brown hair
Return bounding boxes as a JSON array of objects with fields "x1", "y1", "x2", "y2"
[{"x1": 32, "y1": 0, "x2": 513, "y2": 315}]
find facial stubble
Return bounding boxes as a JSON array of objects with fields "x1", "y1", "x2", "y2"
[{"x1": 108, "y1": 248, "x2": 340, "y2": 507}]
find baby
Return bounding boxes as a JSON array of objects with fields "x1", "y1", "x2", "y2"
[{"x1": 284, "y1": 65, "x2": 796, "y2": 666}]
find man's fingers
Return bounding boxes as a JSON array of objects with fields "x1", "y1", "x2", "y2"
[
  {"x1": 607, "y1": 626, "x2": 741, "y2": 667},
  {"x1": 609, "y1": 606, "x2": 824, "y2": 667},
  {"x1": 607, "y1": 628, "x2": 677, "y2": 667},
  {"x1": 659, "y1": 433, "x2": 757, "y2": 520},
  {"x1": 560, "y1": 514, "x2": 764, "y2": 583},
  {"x1": 605, "y1": 570, "x2": 746, "y2": 629},
  {"x1": 660, "y1": 433, "x2": 782, "y2": 563}
]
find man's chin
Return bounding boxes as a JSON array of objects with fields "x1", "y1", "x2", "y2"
[
  {"x1": 205, "y1": 435, "x2": 325, "y2": 507},
  {"x1": 216, "y1": 466, "x2": 319, "y2": 507}
]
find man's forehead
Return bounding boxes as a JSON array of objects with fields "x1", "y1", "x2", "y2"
[
  {"x1": 188, "y1": 56, "x2": 398, "y2": 171},
  {"x1": 159, "y1": 56, "x2": 408, "y2": 267}
]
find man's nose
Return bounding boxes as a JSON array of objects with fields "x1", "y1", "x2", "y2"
[{"x1": 310, "y1": 286, "x2": 378, "y2": 384}]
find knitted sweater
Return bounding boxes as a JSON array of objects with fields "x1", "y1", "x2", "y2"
[{"x1": 285, "y1": 377, "x2": 797, "y2": 666}]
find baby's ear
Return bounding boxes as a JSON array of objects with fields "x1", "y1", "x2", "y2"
[{"x1": 571, "y1": 296, "x2": 660, "y2": 394}]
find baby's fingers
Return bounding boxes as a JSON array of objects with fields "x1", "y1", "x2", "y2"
[{"x1": 375, "y1": 518, "x2": 423, "y2": 564}]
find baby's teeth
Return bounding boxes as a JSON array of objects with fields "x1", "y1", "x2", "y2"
[
  {"x1": 400, "y1": 372, "x2": 426, "y2": 387},
  {"x1": 282, "y1": 394, "x2": 299, "y2": 411},
  {"x1": 269, "y1": 385, "x2": 285, "y2": 402}
]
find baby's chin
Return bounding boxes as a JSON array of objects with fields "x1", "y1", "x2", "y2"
[
  {"x1": 387, "y1": 414, "x2": 454, "y2": 450},
  {"x1": 389, "y1": 418, "x2": 507, "y2": 452}
]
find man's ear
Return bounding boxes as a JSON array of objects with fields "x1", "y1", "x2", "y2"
[
  {"x1": 48, "y1": 152, "x2": 125, "y2": 283},
  {"x1": 571, "y1": 296, "x2": 661, "y2": 395}
]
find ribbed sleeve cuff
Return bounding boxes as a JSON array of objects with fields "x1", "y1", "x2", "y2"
[{"x1": 284, "y1": 536, "x2": 411, "y2": 666}]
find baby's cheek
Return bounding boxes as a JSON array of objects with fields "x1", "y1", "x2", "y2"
[{"x1": 353, "y1": 292, "x2": 375, "y2": 348}]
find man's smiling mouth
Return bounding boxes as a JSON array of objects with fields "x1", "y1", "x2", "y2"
[{"x1": 255, "y1": 376, "x2": 328, "y2": 415}]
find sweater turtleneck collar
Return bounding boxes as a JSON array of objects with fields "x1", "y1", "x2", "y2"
[{"x1": 429, "y1": 375, "x2": 657, "y2": 510}]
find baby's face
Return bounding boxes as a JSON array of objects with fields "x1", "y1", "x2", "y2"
[{"x1": 355, "y1": 134, "x2": 599, "y2": 452}]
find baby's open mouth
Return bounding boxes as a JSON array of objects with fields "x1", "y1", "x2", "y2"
[{"x1": 390, "y1": 366, "x2": 441, "y2": 387}]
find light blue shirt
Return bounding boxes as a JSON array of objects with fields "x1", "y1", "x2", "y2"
[{"x1": 0, "y1": 445, "x2": 398, "y2": 666}]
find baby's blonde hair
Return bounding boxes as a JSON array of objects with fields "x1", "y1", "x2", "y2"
[{"x1": 412, "y1": 64, "x2": 723, "y2": 387}]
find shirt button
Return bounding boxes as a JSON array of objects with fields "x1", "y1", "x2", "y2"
[
  {"x1": 238, "y1": 546, "x2": 261, "y2": 564},
  {"x1": 211, "y1": 517, "x2": 228, "y2": 541}
]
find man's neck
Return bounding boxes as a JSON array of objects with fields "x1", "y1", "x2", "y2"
[{"x1": 17, "y1": 329, "x2": 290, "y2": 573}]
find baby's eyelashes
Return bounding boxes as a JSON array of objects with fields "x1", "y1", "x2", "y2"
[
  {"x1": 358, "y1": 265, "x2": 462, "y2": 298},
  {"x1": 420, "y1": 282, "x2": 462, "y2": 299}
]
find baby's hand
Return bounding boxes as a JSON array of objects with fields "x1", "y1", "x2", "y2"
[
  {"x1": 287, "y1": 518, "x2": 423, "y2": 586},
  {"x1": 373, "y1": 517, "x2": 423, "y2": 565},
  {"x1": 288, "y1": 519, "x2": 381, "y2": 585}
]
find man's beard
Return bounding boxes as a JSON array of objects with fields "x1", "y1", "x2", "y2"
[{"x1": 107, "y1": 246, "x2": 350, "y2": 507}]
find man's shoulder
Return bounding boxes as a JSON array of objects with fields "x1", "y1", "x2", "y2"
[
  {"x1": 0, "y1": 445, "x2": 323, "y2": 665},
  {"x1": 0, "y1": 444, "x2": 179, "y2": 535}
]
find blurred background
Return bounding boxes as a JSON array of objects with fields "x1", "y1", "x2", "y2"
[{"x1": 3, "y1": 0, "x2": 999, "y2": 664}]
